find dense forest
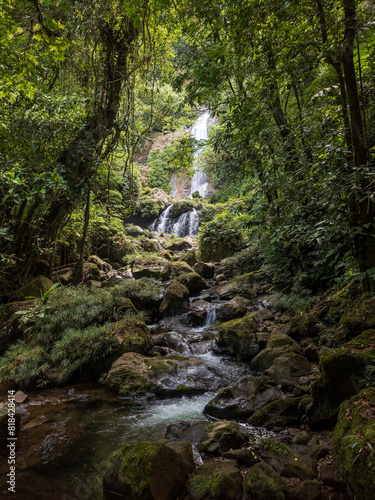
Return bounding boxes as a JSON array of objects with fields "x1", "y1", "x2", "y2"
[{"x1": 1, "y1": 1, "x2": 375, "y2": 499}]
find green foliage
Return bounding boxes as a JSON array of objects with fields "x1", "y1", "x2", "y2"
[
  {"x1": 270, "y1": 292, "x2": 318, "y2": 315},
  {"x1": 26, "y1": 282, "x2": 60, "y2": 304}
]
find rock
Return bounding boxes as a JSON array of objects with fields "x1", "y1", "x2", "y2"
[
  {"x1": 15, "y1": 276, "x2": 54, "y2": 301},
  {"x1": 222, "y1": 447, "x2": 259, "y2": 467},
  {"x1": 264, "y1": 353, "x2": 311, "y2": 388},
  {"x1": 176, "y1": 272, "x2": 208, "y2": 294},
  {"x1": 216, "y1": 313, "x2": 260, "y2": 359},
  {"x1": 105, "y1": 352, "x2": 222, "y2": 396},
  {"x1": 159, "y1": 280, "x2": 189, "y2": 316},
  {"x1": 248, "y1": 396, "x2": 304, "y2": 429},
  {"x1": 199, "y1": 420, "x2": 248, "y2": 455},
  {"x1": 204, "y1": 376, "x2": 285, "y2": 419},
  {"x1": 165, "y1": 421, "x2": 208, "y2": 444},
  {"x1": 216, "y1": 295, "x2": 253, "y2": 321},
  {"x1": 97, "y1": 233, "x2": 132, "y2": 264},
  {"x1": 178, "y1": 249, "x2": 198, "y2": 267},
  {"x1": 209, "y1": 271, "x2": 265, "y2": 300},
  {"x1": 88, "y1": 255, "x2": 112, "y2": 272},
  {"x1": 165, "y1": 239, "x2": 193, "y2": 252},
  {"x1": 293, "y1": 480, "x2": 321, "y2": 500},
  {"x1": 293, "y1": 431, "x2": 310, "y2": 445},
  {"x1": 132, "y1": 265, "x2": 164, "y2": 280},
  {"x1": 332, "y1": 386, "x2": 375, "y2": 499},
  {"x1": 84, "y1": 279, "x2": 102, "y2": 288},
  {"x1": 14, "y1": 391, "x2": 28, "y2": 404},
  {"x1": 321, "y1": 463, "x2": 346, "y2": 489},
  {"x1": 124, "y1": 224, "x2": 144, "y2": 237},
  {"x1": 161, "y1": 261, "x2": 194, "y2": 281},
  {"x1": 187, "y1": 460, "x2": 242, "y2": 500},
  {"x1": 103, "y1": 440, "x2": 193, "y2": 500},
  {"x1": 309, "y1": 330, "x2": 375, "y2": 427},
  {"x1": 82, "y1": 262, "x2": 101, "y2": 281},
  {"x1": 216, "y1": 273, "x2": 227, "y2": 282},
  {"x1": 57, "y1": 268, "x2": 75, "y2": 285},
  {"x1": 243, "y1": 462, "x2": 289, "y2": 500},
  {"x1": 190, "y1": 300, "x2": 211, "y2": 325},
  {"x1": 339, "y1": 296, "x2": 375, "y2": 335},
  {"x1": 251, "y1": 334, "x2": 302, "y2": 372},
  {"x1": 193, "y1": 261, "x2": 215, "y2": 279},
  {"x1": 289, "y1": 314, "x2": 320, "y2": 340},
  {"x1": 160, "y1": 250, "x2": 175, "y2": 260}
]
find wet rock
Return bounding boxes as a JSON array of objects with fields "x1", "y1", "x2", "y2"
[
  {"x1": 176, "y1": 271, "x2": 208, "y2": 294},
  {"x1": 243, "y1": 462, "x2": 289, "y2": 500},
  {"x1": 187, "y1": 460, "x2": 242, "y2": 500},
  {"x1": 193, "y1": 261, "x2": 215, "y2": 279},
  {"x1": 199, "y1": 420, "x2": 248, "y2": 455},
  {"x1": 103, "y1": 440, "x2": 193, "y2": 500},
  {"x1": 248, "y1": 396, "x2": 304, "y2": 429},
  {"x1": 204, "y1": 376, "x2": 285, "y2": 419},
  {"x1": 264, "y1": 353, "x2": 311, "y2": 389},
  {"x1": 15, "y1": 276, "x2": 54, "y2": 301},
  {"x1": 216, "y1": 313, "x2": 260, "y2": 360},
  {"x1": 159, "y1": 280, "x2": 189, "y2": 316},
  {"x1": 216, "y1": 273, "x2": 227, "y2": 283},
  {"x1": 292, "y1": 480, "x2": 321, "y2": 500},
  {"x1": 216, "y1": 295, "x2": 253, "y2": 322},
  {"x1": 222, "y1": 447, "x2": 259, "y2": 467},
  {"x1": 190, "y1": 300, "x2": 211, "y2": 325},
  {"x1": 209, "y1": 271, "x2": 266, "y2": 300},
  {"x1": 15, "y1": 391, "x2": 28, "y2": 403},
  {"x1": 165, "y1": 421, "x2": 208, "y2": 444},
  {"x1": 332, "y1": 386, "x2": 375, "y2": 499},
  {"x1": 105, "y1": 352, "x2": 222, "y2": 396}
]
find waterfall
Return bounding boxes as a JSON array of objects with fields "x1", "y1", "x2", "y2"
[
  {"x1": 190, "y1": 112, "x2": 210, "y2": 198},
  {"x1": 149, "y1": 205, "x2": 200, "y2": 237},
  {"x1": 205, "y1": 305, "x2": 217, "y2": 327}
]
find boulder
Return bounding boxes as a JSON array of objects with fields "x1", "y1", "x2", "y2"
[
  {"x1": 251, "y1": 333, "x2": 302, "y2": 372},
  {"x1": 190, "y1": 300, "x2": 211, "y2": 325},
  {"x1": 15, "y1": 276, "x2": 54, "y2": 301},
  {"x1": 248, "y1": 396, "x2": 304, "y2": 429},
  {"x1": 159, "y1": 280, "x2": 189, "y2": 316},
  {"x1": 103, "y1": 440, "x2": 193, "y2": 500},
  {"x1": 216, "y1": 314, "x2": 260, "y2": 359},
  {"x1": 332, "y1": 386, "x2": 375, "y2": 500},
  {"x1": 176, "y1": 272, "x2": 208, "y2": 294},
  {"x1": 57, "y1": 268, "x2": 75, "y2": 285},
  {"x1": 243, "y1": 462, "x2": 289, "y2": 500},
  {"x1": 209, "y1": 271, "x2": 265, "y2": 300},
  {"x1": 309, "y1": 329, "x2": 375, "y2": 427},
  {"x1": 105, "y1": 352, "x2": 222, "y2": 396},
  {"x1": 199, "y1": 420, "x2": 248, "y2": 455},
  {"x1": 292, "y1": 480, "x2": 321, "y2": 500},
  {"x1": 216, "y1": 295, "x2": 253, "y2": 321},
  {"x1": 204, "y1": 376, "x2": 286, "y2": 419},
  {"x1": 264, "y1": 353, "x2": 311, "y2": 388},
  {"x1": 132, "y1": 265, "x2": 164, "y2": 280},
  {"x1": 124, "y1": 224, "x2": 145, "y2": 237},
  {"x1": 160, "y1": 261, "x2": 194, "y2": 281},
  {"x1": 178, "y1": 249, "x2": 198, "y2": 267},
  {"x1": 160, "y1": 250, "x2": 175, "y2": 261},
  {"x1": 193, "y1": 261, "x2": 215, "y2": 279},
  {"x1": 82, "y1": 262, "x2": 101, "y2": 281},
  {"x1": 165, "y1": 239, "x2": 193, "y2": 252},
  {"x1": 88, "y1": 255, "x2": 112, "y2": 272},
  {"x1": 187, "y1": 460, "x2": 242, "y2": 500}
]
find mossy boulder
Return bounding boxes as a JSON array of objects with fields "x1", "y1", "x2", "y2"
[
  {"x1": 210, "y1": 270, "x2": 267, "y2": 300},
  {"x1": 176, "y1": 272, "x2": 208, "y2": 294},
  {"x1": 289, "y1": 313, "x2": 320, "y2": 340},
  {"x1": 193, "y1": 261, "x2": 215, "y2": 279},
  {"x1": 340, "y1": 296, "x2": 375, "y2": 336},
  {"x1": 82, "y1": 262, "x2": 101, "y2": 281},
  {"x1": 243, "y1": 462, "x2": 289, "y2": 500},
  {"x1": 15, "y1": 276, "x2": 54, "y2": 301},
  {"x1": 113, "y1": 279, "x2": 164, "y2": 315},
  {"x1": 160, "y1": 250, "x2": 175, "y2": 261},
  {"x1": 216, "y1": 295, "x2": 253, "y2": 322},
  {"x1": 204, "y1": 376, "x2": 285, "y2": 419},
  {"x1": 187, "y1": 460, "x2": 242, "y2": 500},
  {"x1": 160, "y1": 261, "x2": 194, "y2": 281},
  {"x1": 216, "y1": 313, "x2": 260, "y2": 360},
  {"x1": 251, "y1": 334, "x2": 302, "y2": 372},
  {"x1": 105, "y1": 352, "x2": 222, "y2": 396},
  {"x1": 103, "y1": 440, "x2": 193, "y2": 500},
  {"x1": 171, "y1": 199, "x2": 198, "y2": 217},
  {"x1": 98, "y1": 233, "x2": 133, "y2": 264},
  {"x1": 190, "y1": 300, "x2": 211, "y2": 325},
  {"x1": 309, "y1": 329, "x2": 375, "y2": 427},
  {"x1": 165, "y1": 239, "x2": 193, "y2": 252},
  {"x1": 178, "y1": 249, "x2": 198, "y2": 267},
  {"x1": 332, "y1": 386, "x2": 375, "y2": 500},
  {"x1": 88, "y1": 255, "x2": 112, "y2": 272},
  {"x1": 292, "y1": 480, "x2": 321, "y2": 500},
  {"x1": 159, "y1": 280, "x2": 189, "y2": 316},
  {"x1": 198, "y1": 421, "x2": 247, "y2": 455},
  {"x1": 264, "y1": 353, "x2": 311, "y2": 388},
  {"x1": 248, "y1": 396, "x2": 304, "y2": 429}
]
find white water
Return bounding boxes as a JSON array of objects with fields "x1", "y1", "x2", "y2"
[
  {"x1": 190, "y1": 111, "x2": 210, "y2": 198},
  {"x1": 149, "y1": 204, "x2": 200, "y2": 237}
]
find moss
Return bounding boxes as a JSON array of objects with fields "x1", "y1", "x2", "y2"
[
  {"x1": 187, "y1": 460, "x2": 242, "y2": 500},
  {"x1": 171, "y1": 199, "x2": 198, "y2": 217},
  {"x1": 176, "y1": 271, "x2": 207, "y2": 294},
  {"x1": 199, "y1": 421, "x2": 245, "y2": 455},
  {"x1": 160, "y1": 261, "x2": 194, "y2": 281},
  {"x1": 248, "y1": 396, "x2": 303, "y2": 429},
  {"x1": 340, "y1": 297, "x2": 375, "y2": 336},
  {"x1": 217, "y1": 314, "x2": 260, "y2": 359},
  {"x1": 332, "y1": 386, "x2": 375, "y2": 500},
  {"x1": 243, "y1": 462, "x2": 289, "y2": 500},
  {"x1": 15, "y1": 276, "x2": 54, "y2": 301}
]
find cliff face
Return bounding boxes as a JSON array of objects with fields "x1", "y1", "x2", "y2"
[{"x1": 170, "y1": 172, "x2": 215, "y2": 200}]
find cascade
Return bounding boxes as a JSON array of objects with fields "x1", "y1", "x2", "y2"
[
  {"x1": 149, "y1": 205, "x2": 200, "y2": 237},
  {"x1": 189, "y1": 111, "x2": 210, "y2": 198}
]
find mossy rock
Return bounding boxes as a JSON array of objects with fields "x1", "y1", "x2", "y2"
[
  {"x1": 171, "y1": 199, "x2": 198, "y2": 218},
  {"x1": 251, "y1": 334, "x2": 302, "y2": 372},
  {"x1": 264, "y1": 353, "x2": 311, "y2": 388},
  {"x1": 88, "y1": 255, "x2": 112, "y2": 272},
  {"x1": 198, "y1": 420, "x2": 247, "y2": 455},
  {"x1": 217, "y1": 314, "x2": 260, "y2": 360},
  {"x1": 97, "y1": 233, "x2": 133, "y2": 264},
  {"x1": 204, "y1": 376, "x2": 285, "y2": 419},
  {"x1": 103, "y1": 440, "x2": 192, "y2": 500},
  {"x1": 210, "y1": 271, "x2": 265, "y2": 300},
  {"x1": 15, "y1": 276, "x2": 54, "y2": 301},
  {"x1": 340, "y1": 296, "x2": 375, "y2": 336},
  {"x1": 332, "y1": 386, "x2": 375, "y2": 500},
  {"x1": 160, "y1": 250, "x2": 175, "y2": 261},
  {"x1": 292, "y1": 480, "x2": 321, "y2": 500},
  {"x1": 248, "y1": 396, "x2": 303, "y2": 429},
  {"x1": 289, "y1": 314, "x2": 320, "y2": 340},
  {"x1": 176, "y1": 272, "x2": 208, "y2": 294},
  {"x1": 309, "y1": 330, "x2": 375, "y2": 427},
  {"x1": 160, "y1": 261, "x2": 194, "y2": 281},
  {"x1": 159, "y1": 280, "x2": 190, "y2": 316},
  {"x1": 216, "y1": 295, "x2": 253, "y2": 322},
  {"x1": 178, "y1": 249, "x2": 198, "y2": 267},
  {"x1": 187, "y1": 460, "x2": 242, "y2": 500},
  {"x1": 243, "y1": 462, "x2": 289, "y2": 500},
  {"x1": 82, "y1": 262, "x2": 101, "y2": 281}
]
